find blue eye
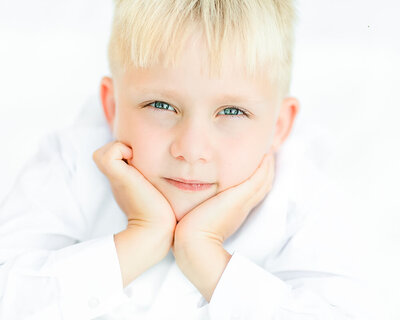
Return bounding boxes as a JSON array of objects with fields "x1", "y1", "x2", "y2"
[
  {"x1": 217, "y1": 107, "x2": 248, "y2": 118},
  {"x1": 146, "y1": 101, "x2": 249, "y2": 118},
  {"x1": 148, "y1": 101, "x2": 176, "y2": 112}
]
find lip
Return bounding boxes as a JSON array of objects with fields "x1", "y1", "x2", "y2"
[
  {"x1": 164, "y1": 178, "x2": 214, "y2": 191},
  {"x1": 169, "y1": 177, "x2": 213, "y2": 184}
]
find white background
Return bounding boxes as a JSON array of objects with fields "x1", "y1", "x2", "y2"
[{"x1": 0, "y1": 0, "x2": 399, "y2": 318}]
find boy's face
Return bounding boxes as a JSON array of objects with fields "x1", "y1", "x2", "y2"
[{"x1": 100, "y1": 34, "x2": 298, "y2": 221}]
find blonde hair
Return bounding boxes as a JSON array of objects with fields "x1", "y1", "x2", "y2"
[{"x1": 107, "y1": 0, "x2": 298, "y2": 99}]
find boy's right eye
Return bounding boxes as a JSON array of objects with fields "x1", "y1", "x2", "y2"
[{"x1": 147, "y1": 101, "x2": 176, "y2": 113}]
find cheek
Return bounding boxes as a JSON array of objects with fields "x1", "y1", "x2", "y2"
[
  {"x1": 216, "y1": 141, "x2": 266, "y2": 191},
  {"x1": 216, "y1": 117, "x2": 273, "y2": 188},
  {"x1": 117, "y1": 117, "x2": 165, "y2": 177}
]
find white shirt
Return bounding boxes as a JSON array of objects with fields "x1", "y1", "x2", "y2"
[{"x1": 0, "y1": 95, "x2": 378, "y2": 320}]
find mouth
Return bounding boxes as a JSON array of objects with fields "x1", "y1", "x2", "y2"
[{"x1": 164, "y1": 177, "x2": 215, "y2": 191}]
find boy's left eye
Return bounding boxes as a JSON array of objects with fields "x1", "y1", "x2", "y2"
[{"x1": 147, "y1": 101, "x2": 249, "y2": 118}]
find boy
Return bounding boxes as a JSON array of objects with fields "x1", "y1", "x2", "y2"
[{"x1": 0, "y1": 0, "x2": 375, "y2": 319}]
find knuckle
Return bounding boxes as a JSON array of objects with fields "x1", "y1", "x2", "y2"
[
  {"x1": 113, "y1": 141, "x2": 124, "y2": 150},
  {"x1": 92, "y1": 149, "x2": 102, "y2": 165},
  {"x1": 103, "y1": 146, "x2": 116, "y2": 161}
]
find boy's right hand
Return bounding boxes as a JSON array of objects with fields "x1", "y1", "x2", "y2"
[
  {"x1": 92, "y1": 141, "x2": 177, "y2": 233},
  {"x1": 93, "y1": 140, "x2": 176, "y2": 286},
  {"x1": 93, "y1": 141, "x2": 177, "y2": 286}
]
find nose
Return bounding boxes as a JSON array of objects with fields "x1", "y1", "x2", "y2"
[{"x1": 170, "y1": 117, "x2": 213, "y2": 164}]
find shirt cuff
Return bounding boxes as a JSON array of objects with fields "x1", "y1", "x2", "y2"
[
  {"x1": 46, "y1": 234, "x2": 130, "y2": 320},
  {"x1": 208, "y1": 250, "x2": 291, "y2": 320}
]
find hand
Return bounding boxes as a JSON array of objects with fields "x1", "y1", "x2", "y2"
[
  {"x1": 92, "y1": 141, "x2": 177, "y2": 232},
  {"x1": 174, "y1": 153, "x2": 275, "y2": 247},
  {"x1": 172, "y1": 153, "x2": 275, "y2": 302}
]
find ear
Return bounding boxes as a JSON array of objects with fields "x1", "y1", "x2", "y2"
[
  {"x1": 270, "y1": 97, "x2": 300, "y2": 153},
  {"x1": 99, "y1": 76, "x2": 116, "y2": 132}
]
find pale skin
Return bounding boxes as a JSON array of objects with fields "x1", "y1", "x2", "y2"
[{"x1": 93, "y1": 32, "x2": 299, "y2": 302}]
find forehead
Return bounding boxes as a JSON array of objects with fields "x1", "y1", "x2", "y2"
[{"x1": 119, "y1": 32, "x2": 277, "y2": 104}]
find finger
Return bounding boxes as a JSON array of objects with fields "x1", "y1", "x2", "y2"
[
  {"x1": 104, "y1": 141, "x2": 133, "y2": 161},
  {"x1": 94, "y1": 141, "x2": 133, "y2": 176},
  {"x1": 232, "y1": 154, "x2": 275, "y2": 211},
  {"x1": 245, "y1": 157, "x2": 275, "y2": 209},
  {"x1": 229, "y1": 153, "x2": 272, "y2": 200},
  {"x1": 251, "y1": 153, "x2": 274, "y2": 187},
  {"x1": 93, "y1": 142, "x2": 110, "y2": 163}
]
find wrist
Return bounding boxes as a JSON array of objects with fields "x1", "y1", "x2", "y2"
[
  {"x1": 126, "y1": 217, "x2": 176, "y2": 234},
  {"x1": 173, "y1": 238, "x2": 232, "y2": 302},
  {"x1": 120, "y1": 225, "x2": 173, "y2": 271},
  {"x1": 126, "y1": 223, "x2": 174, "y2": 253}
]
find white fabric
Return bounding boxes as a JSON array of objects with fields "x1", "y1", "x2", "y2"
[{"x1": 0, "y1": 96, "x2": 378, "y2": 319}]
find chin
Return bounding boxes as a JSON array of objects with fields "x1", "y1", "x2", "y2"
[
  {"x1": 170, "y1": 196, "x2": 207, "y2": 222},
  {"x1": 172, "y1": 203, "x2": 194, "y2": 222},
  {"x1": 175, "y1": 213, "x2": 186, "y2": 222}
]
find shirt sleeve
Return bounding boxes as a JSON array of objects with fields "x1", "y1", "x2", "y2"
[
  {"x1": 207, "y1": 209, "x2": 379, "y2": 319},
  {"x1": 0, "y1": 131, "x2": 130, "y2": 320}
]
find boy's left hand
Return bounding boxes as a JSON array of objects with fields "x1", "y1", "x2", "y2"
[{"x1": 172, "y1": 153, "x2": 275, "y2": 302}]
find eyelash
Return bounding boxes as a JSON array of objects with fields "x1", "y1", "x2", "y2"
[{"x1": 146, "y1": 101, "x2": 249, "y2": 118}]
